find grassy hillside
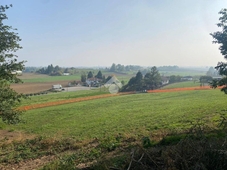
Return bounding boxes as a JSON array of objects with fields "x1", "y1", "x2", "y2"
[
  {"x1": 20, "y1": 89, "x2": 108, "y2": 106},
  {"x1": 1, "y1": 89, "x2": 226, "y2": 169},
  {"x1": 1, "y1": 89, "x2": 225, "y2": 140},
  {"x1": 162, "y1": 81, "x2": 201, "y2": 89}
]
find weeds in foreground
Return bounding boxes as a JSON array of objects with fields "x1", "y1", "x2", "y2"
[
  {"x1": 92, "y1": 116, "x2": 227, "y2": 170},
  {"x1": 1, "y1": 116, "x2": 227, "y2": 170}
]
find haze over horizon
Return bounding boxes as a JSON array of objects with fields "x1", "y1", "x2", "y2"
[{"x1": 2, "y1": 0, "x2": 227, "y2": 67}]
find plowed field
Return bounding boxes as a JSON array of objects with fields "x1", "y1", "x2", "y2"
[{"x1": 11, "y1": 81, "x2": 70, "y2": 94}]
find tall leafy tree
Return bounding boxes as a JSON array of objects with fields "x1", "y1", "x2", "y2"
[
  {"x1": 110, "y1": 63, "x2": 116, "y2": 72},
  {"x1": 144, "y1": 66, "x2": 161, "y2": 90},
  {"x1": 0, "y1": 5, "x2": 26, "y2": 124},
  {"x1": 210, "y1": 9, "x2": 227, "y2": 93},
  {"x1": 81, "y1": 73, "x2": 86, "y2": 82}
]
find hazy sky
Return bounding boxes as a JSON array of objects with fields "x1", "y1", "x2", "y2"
[{"x1": 2, "y1": 0, "x2": 227, "y2": 67}]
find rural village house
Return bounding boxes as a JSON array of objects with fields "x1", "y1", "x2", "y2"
[
  {"x1": 161, "y1": 76, "x2": 169, "y2": 85},
  {"x1": 86, "y1": 77, "x2": 102, "y2": 87}
]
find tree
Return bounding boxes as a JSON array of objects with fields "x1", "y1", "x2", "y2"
[
  {"x1": 210, "y1": 9, "x2": 227, "y2": 93},
  {"x1": 110, "y1": 63, "x2": 116, "y2": 72},
  {"x1": 169, "y1": 75, "x2": 182, "y2": 84},
  {"x1": 0, "y1": 5, "x2": 26, "y2": 124},
  {"x1": 200, "y1": 76, "x2": 213, "y2": 86},
  {"x1": 87, "y1": 71, "x2": 93, "y2": 78},
  {"x1": 206, "y1": 67, "x2": 218, "y2": 77},
  {"x1": 144, "y1": 66, "x2": 162, "y2": 90},
  {"x1": 81, "y1": 73, "x2": 86, "y2": 82},
  {"x1": 135, "y1": 71, "x2": 143, "y2": 82},
  {"x1": 96, "y1": 70, "x2": 103, "y2": 79}
]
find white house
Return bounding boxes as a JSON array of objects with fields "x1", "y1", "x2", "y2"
[
  {"x1": 161, "y1": 77, "x2": 169, "y2": 85},
  {"x1": 63, "y1": 73, "x2": 70, "y2": 76}
]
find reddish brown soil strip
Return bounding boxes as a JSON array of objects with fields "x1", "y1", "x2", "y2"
[{"x1": 147, "y1": 86, "x2": 213, "y2": 93}]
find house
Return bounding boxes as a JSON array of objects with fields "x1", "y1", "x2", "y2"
[
  {"x1": 212, "y1": 76, "x2": 222, "y2": 80},
  {"x1": 86, "y1": 78, "x2": 102, "y2": 87},
  {"x1": 161, "y1": 76, "x2": 169, "y2": 85},
  {"x1": 181, "y1": 76, "x2": 193, "y2": 81},
  {"x1": 63, "y1": 73, "x2": 70, "y2": 76}
]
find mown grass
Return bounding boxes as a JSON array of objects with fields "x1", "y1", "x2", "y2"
[
  {"x1": 1, "y1": 89, "x2": 226, "y2": 141},
  {"x1": 20, "y1": 89, "x2": 108, "y2": 106},
  {"x1": 162, "y1": 81, "x2": 201, "y2": 89}
]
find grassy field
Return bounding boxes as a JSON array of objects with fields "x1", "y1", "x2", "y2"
[
  {"x1": 159, "y1": 70, "x2": 206, "y2": 76},
  {"x1": 1, "y1": 88, "x2": 226, "y2": 169},
  {"x1": 162, "y1": 81, "x2": 202, "y2": 89},
  {"x1": 21, "y1": 72, "x2": 134, "y2": 83},
  {"x1": 1, "y1": 89, "x2": 225, "y2": 141},
  {"x1": 20, "y1": 89, "x2": 108, "y2": 106},
  {"x1": 22, "y1": 74, "x2": 81, "y2": 83}
]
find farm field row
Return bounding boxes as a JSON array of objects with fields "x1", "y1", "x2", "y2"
[{"x1": 1, "y1": 89, "x2": 225, "y2": 141}]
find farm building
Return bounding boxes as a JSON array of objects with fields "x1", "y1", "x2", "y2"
[
  {"x1": 86, "y1": 78, "x2": 102, "y2": 87},
  {"x1": 212, "y1": 76, "x2": 222, "y2": 80},
  {"x1": 161, "y1": 76, "x2": 169, "y2": 85},
  {"x1": 181, "y1": 76, "x2": 193, "y2": 81},
  {"x1": 63, "y1": 73, "x2": 70, "y2": 76}
]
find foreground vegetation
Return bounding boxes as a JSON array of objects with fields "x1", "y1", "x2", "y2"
[{"x1": 0, "y1": 89, "x2": 227, "y2": 169}]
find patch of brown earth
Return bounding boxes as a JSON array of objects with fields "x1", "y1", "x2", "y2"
[
  {"x1": 0, "y1": 130, "x2": 35, "y2": 143},
  {"x1": 11, "y1": 81, "x2": 70, "y2": 94},
  {"x1": 0, "y1": 155, "x2": 56, "y2": 170}
]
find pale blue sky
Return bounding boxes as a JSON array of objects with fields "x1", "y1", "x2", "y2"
[{"x1": 2, "y1": 0, "x2": 227, "y2": 67}]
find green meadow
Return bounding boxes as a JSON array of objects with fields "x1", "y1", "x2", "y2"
[
  {"x1": 20, "y1": 89, "x2": 108, "y2": 106},
  {"x1": 2, "y1": 89, "x2": 226, "y2": 141},
  {"x1": 162, "y1": 81, "x2": 202, "y2": 89}
]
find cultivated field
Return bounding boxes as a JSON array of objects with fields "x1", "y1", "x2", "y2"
[{"x1": 10, "y1": 72, "x2": 133, "y2": 94}]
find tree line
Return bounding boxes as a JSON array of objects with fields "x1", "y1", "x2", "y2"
[
  {"x1": 36, "y1": 64, "x2": 78, "y2": 76},
  {"x1": 122, "y1": 66, "x2": 162, "y2": 91}
]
